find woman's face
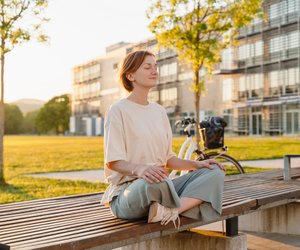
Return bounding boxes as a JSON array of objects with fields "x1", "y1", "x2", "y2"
[{"x1": 129, "y1": 55, "x2": 158, "y2": 89}]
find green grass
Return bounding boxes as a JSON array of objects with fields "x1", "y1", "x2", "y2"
[
  {"x1": 2, "y1": 136, "x2": 107, "y2": 204},
  {"x1": 1, "y1": 135, "x2": 299, "y2": 204},
  {"x1": 0, "y1": 177, "x2": 106, "y2": 204},
  {"x1": 173, "y1": 136, "x2": 300, "y2": 161},
  {"x1": 5, "y1": 136, "x2": 104, "y2": 176}
]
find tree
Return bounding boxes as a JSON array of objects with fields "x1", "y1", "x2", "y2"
[
  {"x1": 4, "y1": 103, "x2": 23, "y2": 134},
  {"x1": 23, "y1": 110, "x2": 40, "y2": 134},
  {"x1": 0, "y1": 0, "x2": 49, "y2": 184},
  {"x1": 147, "y1": 0, "x2": 263, "y2": 146},
  {"x1": 36, "y1": 94, "x2": 71, "y2": 135}
]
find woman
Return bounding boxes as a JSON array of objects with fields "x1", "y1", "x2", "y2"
[{"x1": 100, "y1": 50, "x2": 225, "y2": 229}]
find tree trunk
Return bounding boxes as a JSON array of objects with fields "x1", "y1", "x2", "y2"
[
  {"x1": 193, "y1": 69, "x2": 201, "y2": 149},
  {"x1": 0, "y1": 43, "x2": 5, "y2": 184}
]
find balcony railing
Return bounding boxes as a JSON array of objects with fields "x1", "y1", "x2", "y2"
[{"x1": 157, "y1": 50, "x2": 177, "y2": 60}]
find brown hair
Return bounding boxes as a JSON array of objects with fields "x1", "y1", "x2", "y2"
[{"x1": 118, "y1": 50, "x2": 155, "y2": 92}]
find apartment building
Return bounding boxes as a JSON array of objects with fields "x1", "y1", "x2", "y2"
[
  {"x1": 71, "y1": 0, "x2": 300, "y2": 136},
  {"x1": 220, "y1": 0, "x2": 300, "y2": 135},
  {"x1": 70, "y1": 38, "x2": 223, "y2": 135},
  {"x1": 70, "y1": 42, "x2": 130, "y2": 135}
]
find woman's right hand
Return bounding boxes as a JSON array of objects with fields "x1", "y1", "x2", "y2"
[{"x1": 134, "y1": 164, "x2": 169, "y2": 184}]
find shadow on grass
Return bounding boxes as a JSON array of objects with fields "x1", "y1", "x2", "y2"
[{"x1": 0, "y1": 182, "x2": 35, "y2": 203}]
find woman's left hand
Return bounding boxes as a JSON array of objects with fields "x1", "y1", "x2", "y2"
[{"x1": 194, "y1": 159, "x2": 225, "y2": 171}]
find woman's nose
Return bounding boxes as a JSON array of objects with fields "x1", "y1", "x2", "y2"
[{"x1": 151, "y1": 68, "x2": 158, "y2": 75}]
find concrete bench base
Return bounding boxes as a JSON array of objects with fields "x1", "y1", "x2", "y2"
[
  {"x1": 239, "y1": 201, "x2": 300, "y2": 235},
  {"x1": 103, "y1": 231, "x2": 247, "y2": 250}
]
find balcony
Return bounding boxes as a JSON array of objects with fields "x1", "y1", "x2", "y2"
[
  {"x1": 268, "y1": 13, "x2": 300, "y2": 29},
  {"x1": 157, "y1": 50, "x2": 177, "y2": 60},
  {"x1": 236, "y1": 56, "x2": 263, "y2": 68},
  {"x1": 159, "y1": 74, "x2": 178, "y2": 84}
]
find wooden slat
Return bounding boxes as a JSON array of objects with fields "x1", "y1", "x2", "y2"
[{"x1": 222, "y1": 199, "x2": 258, "y2": 215}]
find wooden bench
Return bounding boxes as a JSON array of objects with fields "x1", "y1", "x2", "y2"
[{"x1": 0, "y1": 168, "x2": 300, "y2": 250}]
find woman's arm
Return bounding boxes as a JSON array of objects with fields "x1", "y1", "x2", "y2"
[
  {"x1": 166, "y1": 156, "x2": 225, "y2": 171},
  {"x1": 107, "y1": 160, "x2": 169, "y2": 184}
]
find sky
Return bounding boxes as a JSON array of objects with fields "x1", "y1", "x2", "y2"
[{"x1": 5, "y1": 0, "x2": 153, "y2": 102}]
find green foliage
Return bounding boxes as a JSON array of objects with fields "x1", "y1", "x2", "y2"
[
  {"x1": 4, "y1": 104, "x2": 23, "y2": 134},
  {"x1": 36, "y1": 94, "x2": 71, "y2": 134},
  {"x1": 0, "y1": 0, "x2": 49, "y2": 54},
  {"x1": 22, "y1": 110, "x2": 40, "y2": 134}
]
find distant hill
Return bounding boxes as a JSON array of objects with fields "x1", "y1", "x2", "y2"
[{"x1": 10, "y1": 99, "x2": 45, "y2": 114}]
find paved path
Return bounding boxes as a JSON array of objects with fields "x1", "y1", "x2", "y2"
[
  {"x1": 27, "y1": 158, "x2": 300, "y2": 183},
  {"x1": 28, "y1": 169, "x2": 105, "y2": 183},
  {"x1": 240, "y1": 158, "x2": 300, "y2": 169}
]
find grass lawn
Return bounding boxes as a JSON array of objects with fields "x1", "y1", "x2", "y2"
[
  {"x1": 2, "y1": 136, "x2": 106, "y2": 204},
  {"x1": 172, "y1": 136, "x2": 300, "y2": 161},
  {"x1": 1, "y1": 135, "x2": 299, "y2": 204}
]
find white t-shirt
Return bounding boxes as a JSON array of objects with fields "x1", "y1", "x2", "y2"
[{"x1": 101, "y1": 98, "x2": 176, "y2": 205}]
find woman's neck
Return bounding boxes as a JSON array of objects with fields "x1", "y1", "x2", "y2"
[{"x1": 127, "y1": 89, "x2": 149, "y2": 105}]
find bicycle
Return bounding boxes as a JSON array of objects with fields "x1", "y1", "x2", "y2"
[{"x1": 169, "y1": 117, "x2": 244, "y2": 178}]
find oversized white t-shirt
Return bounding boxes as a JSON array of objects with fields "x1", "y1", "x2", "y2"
[{"x1": 100, "y1": 98, "x2": 176, "y2": 205}]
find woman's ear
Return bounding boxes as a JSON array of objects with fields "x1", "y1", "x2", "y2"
[{"x1": 126, "y1": 73, "x2": 135, "y2": 82}]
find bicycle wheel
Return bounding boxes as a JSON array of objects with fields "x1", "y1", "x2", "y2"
[{"x1": 200, "y1": 153, "x2": 245, "y2": 175}]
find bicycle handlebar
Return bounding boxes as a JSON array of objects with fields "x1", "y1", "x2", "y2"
[{"x1": 175, "y1": 117, "x2": 196, "y2": 128}]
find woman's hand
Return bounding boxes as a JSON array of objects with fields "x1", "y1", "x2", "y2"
[
  {"x1": 134, "y1": 164, "x2": 169, "y2": 184},
  {"x1": 194, "y1": 159, "x2": 225, "y2": 171}
]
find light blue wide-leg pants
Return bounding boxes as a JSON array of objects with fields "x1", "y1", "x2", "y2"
[{"x1": 110, "y1": 165, "x2": 224, "y2": 222}]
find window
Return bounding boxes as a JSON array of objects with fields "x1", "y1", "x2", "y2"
[
  {"x1": 238, "y1": 76, "x2": 248, "y2": 99},
  {"x1": 270, "y1": 0, "x2": 299, "y2": 18},
  {"x1": 270, "y1": 32, "x2": 299, "y2": 53},
  {"x1": 270, "y1": 37, "x2": 282, "y2": 53},
  {"x1": 238, "y1": 108, "x2": 249, "y2": 132},
  {"x1": 159, "y1": 62, "x2": 177, "y2": 83},
  {"x1": 159, "y1": 62, "x2": 177, "y2": 77},
  {"x1": 251, "y1": 73, "x2": 263, "y2": 97},
  {"x1": 223, "y1": 109, "x2": 233, "y2": 130},
  {"x1": 238, "y1": 45, "x2": 247, "y2": 60},
  {"x1": 269, "y1": 105, "x2": 282, "y2": 130},
  {"x1": 283, "y1": 67, "x2": 299, "y2": 94},
  {"x1": 253, "y1": 74, "x2": 263, "y2": 90},
  {"x1": 288, "y1": 0, "x2": 299, "y2": 14},
  {"x1": 222, "y1": 78, "x2": 233, "y2": 101},
  {"x1": 269, "y1": 71, "x2": 283, "y2": 96},
  {"x1": 288, "y1": 31, "x2": 299, "y2": 49},
  {"x1": 252, "y1": 17, "x2": 262, "y2": 25},
  {"x1": 255, "y1": 41, "x2": 263, "y2": 57},
  {"x1": 238, "y1": 41, "x2": 263, "y2": 61},
  {"x1": 269, "y1": 71, "x2": 279, "y2": 88},
  {"x1": 74, "y1": 70, "x2": 80, "y2": 84},
  {"x1": 221, "y1": 48, "x2": 233, "y2": 69},
  {"x1": 90, "y1": 64, "x2": 101, "y2": 79},
  {"x1": 238, "y1": 76, "x2": 247, "y2": 91},
  {"x1": 269, "y1": 3, "x2": 280, "y2": 19},
  {"x1": 160, "y1": 87, "x2": 177, "y2": 106},
  {"x1": 149, "y1": 90, "x2": 159, "y2": 102}
]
